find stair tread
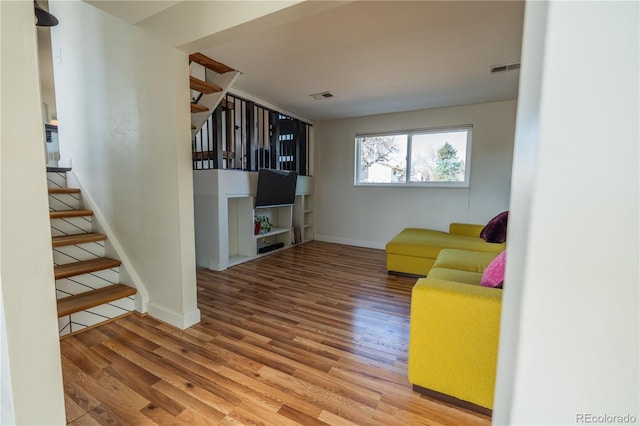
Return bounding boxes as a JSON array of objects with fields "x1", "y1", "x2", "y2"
[
  {"x1": 50, "y1": 209, "x2": 93, "y2": 219},
  {"x1": 189, "y1": 76, "x2": 222, "y2": 94},
  {"x1": 190, "y1": 103, "x2": 209, "y2": 113},
  {"x1": 47, "y1": 166, "x2": 72, "y2": 173},
  {"x1": 189, "y1": 53, "x2": 235, "y2": 74},
  {"x1": 57, "y1": 284, "x2": 136, "y2": 317},
  {"x1": 48, "y1": 187, "x2": 81, "y2": 194},
  {"x1": 52, "y1": 233, "x2": 107, "y2": 248},
  {"x1": 54, "y1": 257, "x2": 121, "y2": 280}
]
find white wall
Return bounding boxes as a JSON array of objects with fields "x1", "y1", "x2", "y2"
[
  {"x1": 37, "y1": 26, "x2": 57, "y2": 123},
  {"x1": 50, "y1": 1, "x2": 199, "y2": 329},
  {"x1": 314, "y1": 100, "x2": 516, "y2": 248},
  {"x1": 0, "y1": 1, "x2": 66, "y2": 423},
  {"x1": 494, "y1": 1, "x2": 639, "y2": 424}
]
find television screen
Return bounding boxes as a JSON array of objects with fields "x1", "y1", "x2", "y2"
[{"x1": 255, "y1": 169, "x2": 298, "y2": 208}]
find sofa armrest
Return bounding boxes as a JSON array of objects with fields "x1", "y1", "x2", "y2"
[
  {"x1": 408, "y1": 278, "x2": 502, "y2": 409},
  {"x1": 449, "y1": 222, "x2": 485, "y2": 238}
]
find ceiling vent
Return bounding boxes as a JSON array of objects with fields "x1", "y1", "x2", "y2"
[
  {"x1": 490, "y1": 62, "x2": 521, "y2": 73},
  {"x1": 310, "y1": 91, "x2": 334, "y2": 100}
]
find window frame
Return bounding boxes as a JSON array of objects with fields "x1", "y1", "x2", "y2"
[{"x1": 354, "y1": 125, "x2": 472, "y2": 188}]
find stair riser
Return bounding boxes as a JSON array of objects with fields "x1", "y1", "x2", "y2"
[
  {"x1": 55, "y1": 268, "x2": 120, "y2": 299},
  {"x1": 58, "y1": 296, "x2": 135, "y2": 337},
  {"x1": 47, "y1": 172, "x2": 67, "y2": 189},
  {"x1": 49, "y1": 193, "x2": 81, "y2": 211},
  {"x1": 51, "y1": 216, "x2": 92, "y2": 236},
  {"x1": 53, "y1": 242, "x2": 106, "y2": 266}
]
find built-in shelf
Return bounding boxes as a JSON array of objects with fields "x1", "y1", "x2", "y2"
[
  {"x1": 293, "y1": 193, "x2": 314, "y2": 244},
  {"x1": 193, "y1": 171, "x2": 314, "y2": 271},
  {"x1": 228, "y1": 254, "x2": 253, "y2": 267},
  {"x1": 254, "y1": 227, "x2": 290, "y2": 239}
]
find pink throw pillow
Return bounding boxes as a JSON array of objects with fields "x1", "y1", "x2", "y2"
[{"x1": 481, "y1": 250, "x2": 506, "y2": 288}]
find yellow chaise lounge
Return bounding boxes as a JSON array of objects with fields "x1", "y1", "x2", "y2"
[{"x1": 385, "y1": 223, "x2": 504, "y2": 276}]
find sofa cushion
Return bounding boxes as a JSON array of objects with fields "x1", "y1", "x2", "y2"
[
  {"x1": 481, "y1": 250, "x2": 506, "y2": 288},
  {"x1": 448, "y1": 223, "x2": 484, "y2": 238},
  {"x1": 385, "y1": 228, "x2": 504, "y2": 259},
  {"x1": 432, "y1": 249, "x2": 498, "y2": 273},
  {"x1": 427, "y1": 267, "x2": 483, "y2": 286}
]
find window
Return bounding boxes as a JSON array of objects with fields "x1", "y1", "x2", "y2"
[{"x1": 355, "y1": 126, "x2": 472, "y2": 187}]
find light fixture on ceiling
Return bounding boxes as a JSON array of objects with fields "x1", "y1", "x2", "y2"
[
  {"x1": 490, "y1": 62, "x2": 520, "y2": 73},
  {"x1": 34, "y1": 0, "x2": 59, "y2": 27},
  {"x1": 310, "y1": 91, "x2": 334, "y2": 100}
]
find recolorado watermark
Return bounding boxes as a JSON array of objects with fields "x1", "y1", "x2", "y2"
[{"x1": 576, "y1": 413, "x2": 637, "y2": 424}]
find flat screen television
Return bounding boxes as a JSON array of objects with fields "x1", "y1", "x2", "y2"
[{"x1": 255, "y1": 169, "x2": 298, "y2": 208}]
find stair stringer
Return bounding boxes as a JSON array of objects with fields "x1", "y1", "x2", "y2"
[
  {"x1": 190, "y1": 69, "x2": 241, "y2": 138},
  {"x1": 66, "y1": 171, "x2": 149, "y2": 314}
]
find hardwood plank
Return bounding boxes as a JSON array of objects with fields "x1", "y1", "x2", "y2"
[
  {"x1": 60, "y1": 241, "x2": 491, "y2": 425},
  {"x1": 190, "y1": 76, "x2": 222, "y2": 94},
  {"x1": 54, "y1": 257, "x2": 121, "y2": 280},
  {"x1": 189, "y1": 53, "x2": 235, "y2": 74},
  {"x1": 68, "y1": 411, "x2": 103, "y2": 426},
  {"x1": 52, "y1": 232, "x2": 107, "y2": 248},
  {"x1": 64, "y1": 384, "x2": 100, "y2": 424}
]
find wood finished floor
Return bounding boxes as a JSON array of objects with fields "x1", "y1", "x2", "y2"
[{"x1": 61, "y1": 241, "x2": 491, "y2": 425}]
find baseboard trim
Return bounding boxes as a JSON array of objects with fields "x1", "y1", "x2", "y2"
[
  {"x1": 147, "y1": 302, "x2": 201, "y2": 330},
  {"x1": 388, "y1": 270, "x2": 426, "y2": 279},
  {"x1": 314, "y1": 235, "x2": 385, "y2": 250},
  {"x1": 412, "y1": 384, "x2": 492, "y2": 418}
]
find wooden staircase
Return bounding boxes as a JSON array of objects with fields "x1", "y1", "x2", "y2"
[
  {"x1": 188, "y1": 52, "x2": 240, "y2": 136},
  {"x1": 47, "y1": 169, "x2": 136, "y2": 337}
]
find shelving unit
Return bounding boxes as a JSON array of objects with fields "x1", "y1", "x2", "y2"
[
  {"x1": 193, "y1": 171, "x2": 314, "y2": 271},
  {"x1": 254, "y1": 205, "x2": 293, "y2": 255},
  {"x1": 293, "y1": 193, "x2": 314, "y2": 244},
  {"x1": 228, "y1": 196, "x2": 254, "y2": 266}
]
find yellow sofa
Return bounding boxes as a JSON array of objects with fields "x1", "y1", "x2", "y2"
[
  {"x1": 408, "y1": 248, "x2": 502, "y2": 414},
  {"x1": 385, "y1": 224, "x2": 505, "y2": 276}
]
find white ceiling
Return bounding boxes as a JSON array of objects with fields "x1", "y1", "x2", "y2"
[
  {"x1": 85, "y1": 0, "x2": 525, "y2": 122},
  {"x1": 84, "y1": 1, "x2": 182, "y2": 24},
  {"x1": 200, "y1": 1, "x2": 525, "y2": 121}
]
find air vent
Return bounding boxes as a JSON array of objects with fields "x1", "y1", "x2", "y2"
[
  {"x1": 310, "y1": 91, "x2": 334, "y2": 100},
  {"x1": 490, "y1": 62, "x2": 521, "y2": 73}
]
